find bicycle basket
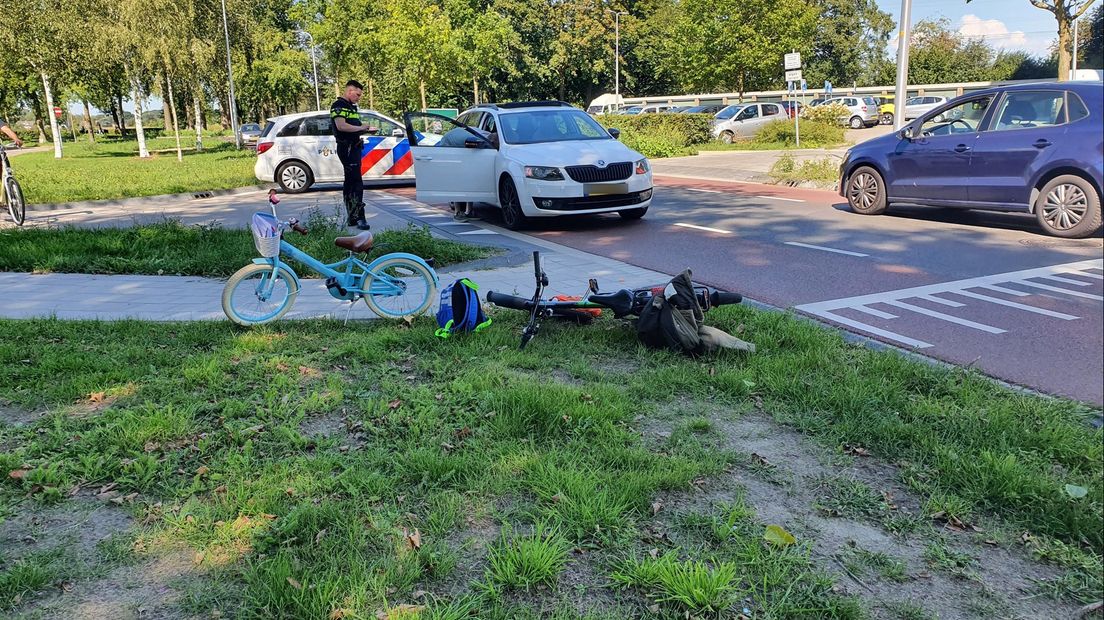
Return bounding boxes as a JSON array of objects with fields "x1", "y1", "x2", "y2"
[{"x1": 250, "y1": 212, "x2": 281, "y2": 258}]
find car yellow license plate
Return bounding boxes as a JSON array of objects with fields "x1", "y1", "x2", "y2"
[{"x1": 585, "y1": 183, "x2": 628, "y2": 196}]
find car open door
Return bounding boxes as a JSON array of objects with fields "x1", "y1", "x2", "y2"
[{"x1": 403, "y1": 112, "x2": 498, "y2": 205}]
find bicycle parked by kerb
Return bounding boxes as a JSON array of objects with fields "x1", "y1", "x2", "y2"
[
  {"x1": 1, "y1": 142, "x2": 26, "y2": 226},
  {"x1": 222, "y1": 190, "x2": 439, "y2": 326}
]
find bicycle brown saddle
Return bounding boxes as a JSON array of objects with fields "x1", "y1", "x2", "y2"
[{"x1": 334, "y1": 231, "x2": 374, "y2": 253}]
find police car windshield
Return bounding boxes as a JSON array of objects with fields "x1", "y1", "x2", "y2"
[{"x1": 499, "y1": 110, "x2": 611, "y2": 145}]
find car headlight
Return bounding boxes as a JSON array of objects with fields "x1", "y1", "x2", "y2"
[
  {"x1": 524, "y1": 166, "x2": 564, "y2": 181},
  {"x1": 635, "y1": 158, "x2": 650, "y2": 175}
]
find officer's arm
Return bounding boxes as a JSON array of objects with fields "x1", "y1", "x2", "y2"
[{"x1": 333, "y1": 116, "x2": 371, "y2": 134}]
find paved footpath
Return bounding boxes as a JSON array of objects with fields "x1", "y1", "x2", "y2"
[{"x1": 0, "y1": 188, "x2": 669, "y2": 321}]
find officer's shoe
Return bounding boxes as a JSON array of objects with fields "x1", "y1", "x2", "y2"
[{"x1": 355, "y1": 219, "x2": 371, "y2": 231}]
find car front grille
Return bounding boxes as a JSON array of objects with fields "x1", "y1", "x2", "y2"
[{"x1": 564, "y1": 162, "x2": 633, "y2": 183}]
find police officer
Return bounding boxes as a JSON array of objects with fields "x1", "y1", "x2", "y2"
[{"x1": 330, "y1": 80, "x2": 375, "y2": 230}]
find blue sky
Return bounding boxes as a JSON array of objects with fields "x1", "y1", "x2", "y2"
[{"x1": 876, "y1": 0, "x2": 1059, "y2": 57}]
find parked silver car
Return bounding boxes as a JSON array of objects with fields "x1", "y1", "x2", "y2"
[
  {"x1": 712, "y1": 102, "x2": 786, "y2": 142},
  {"x1": 821, "y1": 96, "x2": 880, "y2": 129},
  {"x1": 902, "y1": 96, "x2": 949, "y2": 121}
]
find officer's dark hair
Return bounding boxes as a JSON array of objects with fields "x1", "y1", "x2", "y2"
[{"x1": 345, "y1": 80, "x2": 365, "y2": 90}]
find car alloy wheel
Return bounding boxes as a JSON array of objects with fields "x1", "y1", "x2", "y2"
[
  {"x1": 849, "y1": 116, "x2": 863, "y2": 129},
  {"x1": 881, "y1": 112, "x2": 893, "y2": 125},
  {"x1": 278, "y1": 163, "x2": 309, "y2": 192},
  {"x1": 846, "y1": 166, "x2": 887, "y2": 215},
  {"x1": 720, "y1": 131, "x2": 734, "y2": 144},
  {"x1": 499, "y1": 177, "x2": 528, "y2": 230},
  {"x1": 1041, "y1": 183, "x2": 1088, "y2": 231}
]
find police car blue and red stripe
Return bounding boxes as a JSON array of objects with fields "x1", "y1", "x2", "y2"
[{"x1": 254, "y1": 110, "x2": 441, "y2": 193}]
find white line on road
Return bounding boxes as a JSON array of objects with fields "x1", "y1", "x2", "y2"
[
  {"x1": 457, "y1": 230, "x2": 499, "y2": 236},
  {"x1": 686, "y1": 188, "x2": 723, "y2": 194},
  {"x1": 784, "y1": 242, "x2": 869, "y2": 257},
  {"x1": 918, "y1": 294, "x2": 964, "y2": 307},
  {"x1": 818, "y1": 310, "x2": 934, "y2": 348},
  {"x1": 979, "y1": 284, "x2": 1030, "y2": 297},
  {"x1": 756, "y1": 195, "x2": 805, "y2": 203},
  {"x1": 883, "y1": 300, "x2": 1007, "y2": 333},
  {"x1": 1080, "y1": 271, "x2": 1104, "y2": 280},
  {"x1": 1038, "y1": 274, "x2": 1092, "y2": 287},
  {"x1": 951, "y1": 290, "x2": 1079, "y2": 319},
  {"x1": 852, "y1": 305, "x2": 898, "y2": 319},
  {"x1": 673, "y1": 222, "x2": 732, "y2": 234},
  {"x1": 1018, "y1": 280, "x2": 1104, "y2": 300}
]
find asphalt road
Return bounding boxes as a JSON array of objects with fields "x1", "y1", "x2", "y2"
[{"x1": 392, "y1": 177, "x2": 1104, "y2": 405}]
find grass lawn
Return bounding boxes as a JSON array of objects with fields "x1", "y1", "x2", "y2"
[
  {"x1": 1, "y1": 307, "x2": 1100, "y2": 618},
  {"x1": 769, "y1": 154, "x2": 842, "y2": 188},
  {"x1": 0, "y1": 214, "x2": 498, "y2": 277},
  {"x1": 13, "y1": 134, "x2": 257, "y2": 205}
]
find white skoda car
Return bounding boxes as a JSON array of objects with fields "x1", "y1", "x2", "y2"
[
  {"x1": 403, "y1": 102, "x2": 653, "y2": 229},
  {"x1": 254, "y1": 110, "x2": 440, "y2": 193}
]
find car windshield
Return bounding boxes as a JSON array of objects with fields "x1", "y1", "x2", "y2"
[
  {"x1": 241, "y1": 124, "x2": 260, "y2": 131},
  {"x1": 498, "y1": 109, "x2": 611, "y2": 145},
  {"x1": 620, "y1": 106, "x2": 643, "y2": 115},
  {"x1": 715, "y1": 105, "x2": 745, "y2": 120}
]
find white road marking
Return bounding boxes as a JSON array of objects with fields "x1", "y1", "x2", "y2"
[
  {"x1": 1080, "y1": 271, "x2": 1104, "y2": 280},
  {"x1": 1018, "y1": 280, "x2": 1104, "y2": 300},
  {"x1": 852, "y1": 305, "x2": 898, "y2": 319},
  {"x1": 1038, "y1": 274, "x2": 1092, "y2": 287},
  {"x1": 687, "y1": 188, "x2": 723, "y2": 194},
  {"x1": 674, "y1": 222, "x2": 732, "y2": 234},
  {"x1": 457, "y1": 230, "x2": 499, "y2": 236},
  {"x1": 794, "y1": 259, "x2": 1102, "y2": 348},
  {"x1": 883, "y1": 300, "x2": 1006, "y2": 333},
  {"x1": 979, "y1": 284, "x2": 1030, "y2": 297},
  {"x1": 756, "y1": 195, "x2": 805, "y2": 203},
  {"x1": 918, "y1": 294, "x2": 964, "y2": 307},
  {"x1": 951, "y1": 290, "x2": 1079, "y2": 319},
  {"x1": 784, "y1": 242, "x2": 869, "y2": 257}
]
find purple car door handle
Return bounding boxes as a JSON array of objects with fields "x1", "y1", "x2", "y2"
[{"x1": 1033, "y1": 139, "x2": 1053, "y2": 149}]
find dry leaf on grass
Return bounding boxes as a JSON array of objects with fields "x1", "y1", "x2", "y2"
[
  {"x1": 388, "y1": 399, "x2": 403, "y2": 410},
  {"x1": 403, "y1": 527, "x2": 422, "y2": 550},
  {"x1": 287, "y1": 577, "x2": 303, "y2": 590}
]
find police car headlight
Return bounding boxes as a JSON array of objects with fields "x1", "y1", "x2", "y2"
[{"x1": 524, "y1": 166, "x2": 564, "y2": 181}]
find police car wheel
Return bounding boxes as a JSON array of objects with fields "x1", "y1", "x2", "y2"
[{"x1": 276, "y1": 161, "x2": 313, "y2": 194}]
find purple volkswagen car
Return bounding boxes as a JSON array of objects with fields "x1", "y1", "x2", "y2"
[{"x1": 839, "y1": 81, "x2": 1103, "y2": 238}]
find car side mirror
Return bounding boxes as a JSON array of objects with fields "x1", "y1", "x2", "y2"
[
  {"x1": 392, "y1": 128, "x2": 405, "y2": 138},
  {"x1": 901, "y1": 126, "x2": 915, "y2": 140},
  {"x1": 464, "y1": 136, "x2": 489, "y2": 149},
  {"x1": 608, "y1": 128, "x2": 621, "y2": 140}
]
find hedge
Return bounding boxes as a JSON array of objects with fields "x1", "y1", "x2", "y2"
[
  {"x1": 594, "y1": 113, "x2": 715, "y2": 159},
  {"x1": 752, "y1": 119, "x2": 845, "y2": 148}
]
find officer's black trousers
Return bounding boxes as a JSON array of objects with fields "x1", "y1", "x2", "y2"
[{"x1": 336, "y1": 141, "x2": 364, "y2": 223}]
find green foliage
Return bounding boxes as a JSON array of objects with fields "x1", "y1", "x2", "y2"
[
  {"x1": 485, "y1": 524, "x2": 570, "y2": 589},
  {"x1": 802, "y1": 103, "x2": 853, "y2": 127},
  {"x1": 769, "y1": 154, "x2": 841, "y2": 187},
  {"x1": 594, "y1": 113, "x2": 714, "y2": 159},
  {"x1": 611, "y1": 552, "x2": 740, "y2": 612},
  {"x1": 752, "y1": 119, "x2": 845, "y2": 148},
  {"x1": 0, "y1": 218, "x2": 496, "y2": 276}
]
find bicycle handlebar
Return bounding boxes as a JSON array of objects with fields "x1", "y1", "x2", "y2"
[
  {"x1": 710, "y1": 291, "x2": 742, "y2": 307},
  {"x1": 290, "y1": 222, "x2": 309, "y2": 235}
]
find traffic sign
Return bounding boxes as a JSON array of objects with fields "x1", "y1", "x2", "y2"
[
  {"x1": 53, "y1": 106, "x2": 62, "y2": 119},
  {"x1": 784, "y1": 52, "x2": 802, "y2": 70},
  {"x1": 801, "y1": 79, "x2": 807, "y2": 91},
  {"x1": 785, "y1": 69, "x2": 803, "y2": 83},
  {"x1": 787, "y1": 81, "x2": 795, "y2": 93}
]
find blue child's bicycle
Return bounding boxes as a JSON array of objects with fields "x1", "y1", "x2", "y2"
[{"x1": 222, "y1": 191, "x2": 439, "y2": 326}]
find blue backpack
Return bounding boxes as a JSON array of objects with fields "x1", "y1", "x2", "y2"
[{"x1": 435, "y1": 278, "x2": 491, "y2": 338}]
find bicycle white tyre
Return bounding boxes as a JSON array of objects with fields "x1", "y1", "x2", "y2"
[
  {"x1": 222, "y1": 263, "x2": 299, "y2": 326},
  {"x1": 363, "y1": 256, "x2": 437, "y2": 319},
  {"x1": 6, "y1": 177, "x2": 25, "y2": 226}
]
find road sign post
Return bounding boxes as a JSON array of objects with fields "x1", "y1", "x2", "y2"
[{"x1": 784, "y1": 52, "x2": 804, "y2": 148}]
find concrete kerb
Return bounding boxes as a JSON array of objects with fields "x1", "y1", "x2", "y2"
[{"x1": 27, "y1": 184, "x2": 277, "y2": 212}]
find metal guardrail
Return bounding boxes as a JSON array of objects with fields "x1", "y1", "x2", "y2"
[{"x1": 619, "y1": 78, "x2": 1068, "y2": 106}]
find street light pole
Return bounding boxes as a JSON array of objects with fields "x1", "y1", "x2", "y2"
[
  {"x1": 220, "y1": 0, "x2": 241, "y2": 149},
  {"x1": 303, "y1": 31, "x2": 321, "y2": 110},
  {"x1": 606, "y1": 9, "x2": 627, "y2": 99},
  {"x1": 1073, "y1": 17, "x2": 1080, "y2": 76},
  {"x1": 892, "y1": 0, "x2": 913, "y2": 130}
]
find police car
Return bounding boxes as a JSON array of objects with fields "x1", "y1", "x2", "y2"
[{"x1": 254, "y1": 110, "x2": 440, "y2": 193}]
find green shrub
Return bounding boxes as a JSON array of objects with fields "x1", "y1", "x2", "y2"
[
  {"x1": 752, "y1": 119, "x2": 845, "y2": 148},
  {"x1": 593, "y1": 113, "x2": 713, "y2": 158},
  {"x1": 802, "y1": 103, "x2": 852, "y2": 127}
]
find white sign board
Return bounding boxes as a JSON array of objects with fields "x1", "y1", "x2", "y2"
[
  {"x1": 784, "y1": 53, "x2": 802, "y2": 70},
  {"x1": 785, "y1": 69, "x2": 803, "y2": 83}
]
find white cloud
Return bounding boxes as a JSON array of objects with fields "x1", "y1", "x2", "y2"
[{"x1": 957, "y1": 14, "x2": 1053, "y2": 56}]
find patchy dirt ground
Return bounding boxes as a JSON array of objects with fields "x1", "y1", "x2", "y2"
[{"x1": 645, "y1": 406, "x2": 1083, "y2": 620}]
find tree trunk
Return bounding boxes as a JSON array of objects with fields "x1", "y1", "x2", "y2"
[
  {"x1": 419, "y1": 79, "x2": 427, "y2": 111},
  {"x1": 40, "y1": 70, "x2": 63, "y2": 159},
  {"x1": 193, "y1": 83, "x2": 204, "y2": 151},
  {"x1": 83, "y1": 100, "x2": 95, "y2": 144},
  {"x1": 130, "y1": 74, "x2": 150, "y2": 158},
  {"x1": 1057, "y1": 13, "x2": 1072, "y2": 81},
  {"x1": 116, "y1": 94, "x2": 128, "y2": 137},
  {"x1": 167, "y1": 76, "x2": 183, "y2": 162},
  {"x1": 473, "y1": 76, "x2": 479, "y2": 105},
  {"x1": 220, "y1": 93, "x2": 231, "y2": 129},
  {"x1": 28, "y1": 91, "x2": 47, "y2": 143}
]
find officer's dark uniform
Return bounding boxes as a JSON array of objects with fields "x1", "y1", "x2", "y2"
[{"x1": 330, "y1": 97, "x2": 365, "y2": 225}]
